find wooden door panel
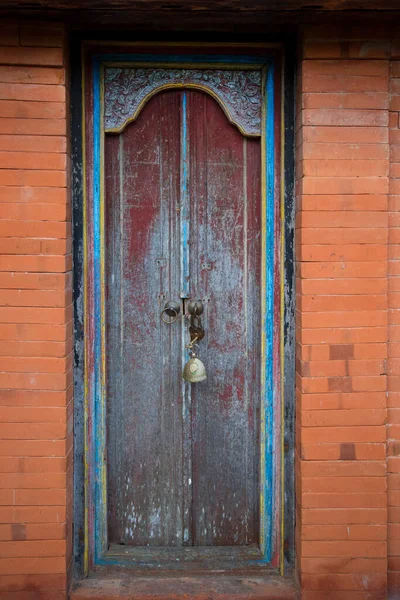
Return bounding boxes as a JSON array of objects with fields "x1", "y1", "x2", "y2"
[
  {"x1": 106, "y1": 92, "x2": 184, "y2": 546},
  {"x1": 187, "y1": 91, "x2": 261, "y2": 546},
  {"x1": 105, "y1": 86, "x2": 261, "y2": 550}
]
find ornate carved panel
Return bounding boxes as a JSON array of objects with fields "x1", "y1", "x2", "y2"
[{"x1": 104, "y1": 67, "x2": 262, "y2": 137}]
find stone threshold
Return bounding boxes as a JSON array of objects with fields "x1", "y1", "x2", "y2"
[{"x1": 71, "y1": 573, "x2": 298, "y2": 600}]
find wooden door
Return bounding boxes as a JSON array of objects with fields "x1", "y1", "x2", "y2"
[{"x1": 105, "y1": 76, "x2": 262, "y2": 552}]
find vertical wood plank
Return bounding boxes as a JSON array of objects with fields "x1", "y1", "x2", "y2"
[
  {"x1": 106, "y1": 91, "x2": 184, "y2": 546},
  {"x1": 187, "y1": 90, "x2": 261, "y2": 546}
]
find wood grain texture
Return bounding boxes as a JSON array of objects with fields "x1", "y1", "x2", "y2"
[
  {"x1": 106, "y1": 92, "x2": 183, "y2": 546},
  {"x1": 105, "y1": 88, "x2": 261, "y2": 548},
  {"x1": 187, "y1": 90, "x2": 261, "y2": 546}
]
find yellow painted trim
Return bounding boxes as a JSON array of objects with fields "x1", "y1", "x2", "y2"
[{"x1": 104, "y1": 81, "x2": 261, "y2": 138}]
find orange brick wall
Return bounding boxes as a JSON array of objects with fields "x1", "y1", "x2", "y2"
[
  {"x1": 0, "y1": 19, "x2": 73, "y2": 599},
  {"x1": 1, "y1": 16, "x2": 400, "y2": 600},
  {"x1": 296, "y1": 26, "x2": 390, "y2": 599},
  {"x1": 389, "y1": 43, "x2": 400, "y2": 597}
]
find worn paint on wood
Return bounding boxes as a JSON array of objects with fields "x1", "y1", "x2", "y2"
[
  {"x1": 105, "y1": 86, "x2": 261, "y2": 547},
  {"x1": 83, "y1": 46, "x2": 284, "y2": 570},
  {"x1": 106, "y1": 91, "x2": 184, "y2": 546},
  {"x1": 104, "y1": 67, "x2": 263, "y2": 136}
]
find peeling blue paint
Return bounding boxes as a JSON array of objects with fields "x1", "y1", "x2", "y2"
[
  {"x1": 180, "y1": 91, "x2": 190, "y2": 299},
  {"x1": 91, "y1": 52, "x2": 278, "y2": 568}
]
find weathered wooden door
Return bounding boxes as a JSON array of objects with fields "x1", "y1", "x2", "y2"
[{"x1": 104, "y1": 68, "x2": 262, "y2": 554}]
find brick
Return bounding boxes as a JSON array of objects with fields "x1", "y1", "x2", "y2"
[
  {"x1": 0, "y1": 472, "x2": 66, "y2": 488},
  {"x1": 0, "y1": 505, "x2": 66, "y2": 524},
  {"x1": 14, "y1": 489, "x2": 66, "y2": 504},
  {"x1": 0, "y1": 573, "x2": 66, "y2": 592},
  {"x1": 0, "y1": 239, "x2": 70, "y2": 255},
  {"x1": 301, "y1": 557, "x2": 387, "y2": 574},
  {"x1": 303, "y1": 75, "x2": 389, "y2": 93},
  {"x1": 303, "y1": 108, "x2": 388, "y2": 128},
  {"x1": 0, "y1": 187, "x2": 67, "y2": 204},
  {"x1": 0, "y1": 439, "x2": 69, "y2": 458},
  {"x1": 300, "y1": 344, "x2": 386, "y2": 361},
  {"x1": 0, "y1": 456, "x2": 68, "y2": 472},
  {"x1": 302, "y1": 572, "x2": 387, "y2": 591},
  {"x1": 0, "y1": 522, "x2": 66, "y2": 541},
  {"x1": 0, "y1": 255, "x2": 71, "y2": 272},
  {"x1": 0, "y1": 47, "x2": 63, "y2": 67},
  {"x1": 298, "y1": 211, "x2": 388, "y2": 228},
  {"x1": 0, "y1": 66, "x2": 64, "y2": 85},
  {"x1": 297, "y1": 326, "x2": 388, "y2": 345},
  {"x1": 301, "y1": 494, "x2": 387, "y2": 510},
  {"x1": 0, "y1": 341, "x2": 70, "y2": 358},
  {"x1": 302, "y1": 126, "x2": 388, "y2": 144},
  {"x1": 0, "y1": 220, "x2": 71, "y2": 239},
  {"x1": 302, "y1": 92, "x2": 389, "y2": 111},
  {"x1": 301, "y1": 159, "x2": 389, "y2": 178},
  {"x1": 0, "y1": 557, "x2": 65, "y2": 575},
  {"x1": 0, "y1": 356, "x2": 69, "y2": 373},
  {"x1": 301, "y1": 425, "x2": 386, "y2": 444},
  {"x1": 0, "y1": 135, "x2": 66, "y2": 153},
  {"x1": 302, "y1": 144, "x2": 389, "y2": 161},
  {"x1": 0, "y1": 83, "x2": 65, "y2": 103},
  {"x1": 0, "y1": 323, "x2": 70, "y2": 342},
  {"x1": 0, "y1": 273, "x2": 69, "y2": 290},
  {"x1": 302, "y1": 477, "x2": 386, "y2": 494},
  {"x1": 303, "y1": 60, "x2": 388, "y2": 78},
  {"x1": 0, "y1": 305, "x2": 72, "y2": 324},
  {"x1": 0, "y1": 388, "x2": 72, "y2": 407},
  {"x1": 0, "y1": 170, "x2": 66, "y2": 188},
  {"x1": 302, "y1": 524, "x2": 387, "y2": 542},
  {"x1": 298, "y1": 295, "x2": 387, "y2": 312},
  {"x1": 300, "y1": 461, "x2": 386, "y2": 477},
  {"x1": 299, "y1": 279, "x2": 387, "y2": 295},
  {"x1": 301, "y1": 442, "x2": 386, "y2": 461},
  {"x1": 0, "y1": 372, "x2": 70, "y2": 391},
  {"x1": 0, "y1": 405, "x2": 67, "y2": 423},
  {"x1": 301, "y1": 409, "x2": 387, "y2": 427},
  {"x1": 0, "y1": 152, "x2": 66, "y2": 170},
  {"x1": 297, "y1": 310, "x2": 387, "y2": 328},
  {"x1": 0, "y1": 100, "x2": 65, "y2": 120},
  {"x1": 301, "y1": 177, "x2": 389, "y2": 196},
  {"x1": 0, "y1": 119, "x2": 66, "y2": 136},
  {"x1": 298, "y1": 262, "x2": 387, "y2": 278},
  {"x1": 302, "y1": 508, "x2": 387, "y2": 525}
]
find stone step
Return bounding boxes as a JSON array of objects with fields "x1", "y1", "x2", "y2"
[{"x1": 71, "y1": 574, "x2": 298, "y2": 600}]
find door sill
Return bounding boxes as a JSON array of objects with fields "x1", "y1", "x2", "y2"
[
  {"x1": 106, "y1": 543, "x2": 264, "y2": 570},
  {"x1": 70, "y1": 571, "x2": 298, "y2": 600}
]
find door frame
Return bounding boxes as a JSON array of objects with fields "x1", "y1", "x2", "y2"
[{"x1": 71, "y1": 38, "x2": 295, "y2": 577}]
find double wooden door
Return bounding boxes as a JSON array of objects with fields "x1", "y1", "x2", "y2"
[{"x1": 105, "y1": 72, "x2": 262, "y2": 553}]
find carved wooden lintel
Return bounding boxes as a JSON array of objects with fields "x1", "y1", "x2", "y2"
[{"x1": 104, "y1": 67, "x2": 262, "y2": 137}]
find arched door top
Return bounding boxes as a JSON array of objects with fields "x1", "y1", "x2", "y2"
[{"x1": 104, "y1": 67, "x2": 262, "y2": 137}]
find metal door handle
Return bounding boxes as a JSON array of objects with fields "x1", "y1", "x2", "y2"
[{"x1": 160, "y1": 300, "x2": 181, "y2": 324}]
